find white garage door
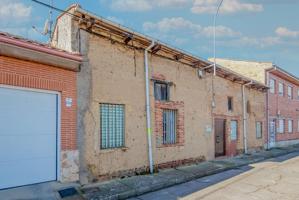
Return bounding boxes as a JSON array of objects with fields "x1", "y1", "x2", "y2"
[{"x1": 0, "y1": 86, "x2": 58, "y2": 189}]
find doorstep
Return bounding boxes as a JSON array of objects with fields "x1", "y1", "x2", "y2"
[{"x1": 80, "y1": 144, "x2": 299, "y2": 200}]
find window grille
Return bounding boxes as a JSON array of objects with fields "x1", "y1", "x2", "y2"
[
  {"x1": 163, "y1": 109, "x2": 177, "y2": 144},
  {"x1": 256, "y1": 122, "x2": 262, "y2": 139},
  {"x1": 100, "y1": 103, "x2": 125, "y2": 149}
]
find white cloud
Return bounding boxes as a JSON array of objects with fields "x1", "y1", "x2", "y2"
[
  {"x1": 221, "y1": 36, "x2": 281, "y2": 48},
  {"x1": 275, "y1": 27, "x2": 299, "y2": 38},
  {"x1": 201, "y1": 26, "x2": 241, "y2": 37},
  {"x1": 143, "y1": 17, "x2": 201, "y2": 33},
  {"x1": 107, "y1": 16, "x2": 124, "y2": 25},
  {"x1": 155, "y1": 0, "x2": 190, "y2": 7},
  {"x1": 143, "y1": 17, "x2": 239, "y2": 38},
  {"x1": 0, "y1": 2, "x2": 32, "y2": 21},
  {"x1": 0, "y1": 1, "x2": 40, "y2": 41},
  {"x1": 110, "y1": 0, "x2": 152, "y2": 11},
  {"x1": 110, "y1": 0, "x2": 190, "y2": 11},
  {"x1": 191, "y1": 0, "x2": 263, "y2": 14}
]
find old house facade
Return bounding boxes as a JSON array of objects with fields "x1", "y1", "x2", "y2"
[
  {"x1": 52, "y1": 5, "x2": 267, "y2": 184},
  {"x1": 213, "y1": 58, "x2": 299, "y2": 148},
  {"x1": 0, "y1": 32, "x2": 82, "y2": 189}
]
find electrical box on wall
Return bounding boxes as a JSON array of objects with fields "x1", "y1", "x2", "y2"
[{"x1": 65, "y1": 98, "x2": 73, "y2": 107}]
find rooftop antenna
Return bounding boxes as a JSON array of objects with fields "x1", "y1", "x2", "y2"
[{"x1": 32, "y1": 0, "x2": 54, "y2": 42}]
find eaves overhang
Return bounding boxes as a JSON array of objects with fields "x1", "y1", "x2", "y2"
[
  {"x1": 0, "y1": 32, "x2": 82, "y2": 72},
  {"x1": 54, "y1": 5, "x2": 267, "y2": 91},
  {"x1": 267, "y1": 65, "x2": 299, "y2": 86}
]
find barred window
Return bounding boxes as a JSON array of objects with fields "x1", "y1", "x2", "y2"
[
  {"x1": 100, "y1": 103, "x2": 125, "y2": 149},
  {"x1": 163, "y1": 109, "x2": 177, "y2": 144}
]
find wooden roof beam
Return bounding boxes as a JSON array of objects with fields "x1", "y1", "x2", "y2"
[
  {"x1": 151, "y1": 44, "x2": 161, "y2": 54},
  {"x1": 123, "y1": 33, "x2": 133, "y2": 44},
  {"x1": 174, "y1": 54, "x2": 184, "y2": 61}
]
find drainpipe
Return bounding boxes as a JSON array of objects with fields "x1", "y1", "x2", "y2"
[
  {"x1": 144, "y1": 40, "x2": 156, "y2": 174},
  {"x1": 242, "y1": 81, "x2": 253, "y2": 154},
  {"x1": 266, "y1": 71, "x2": 270, "y2": 150}
]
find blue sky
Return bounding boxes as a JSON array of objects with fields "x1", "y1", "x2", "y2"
[{"x1": 0, "y1": 0, "x2": 298, "y2": 76}]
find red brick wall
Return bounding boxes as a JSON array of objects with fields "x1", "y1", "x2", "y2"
[
  {"x1": 268, "y1": 73, "x2": 299, "y2": 142},
  {"x1": 0, "y1": 56, "x2": 77, "y2": 150},
  {"x1": 155, "y1": 101, "x2": 185, "y2": 147}
]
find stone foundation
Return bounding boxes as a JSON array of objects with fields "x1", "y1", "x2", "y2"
[
  {"x1": 61, "y1": 150, "x2": 79, "y2": 182},
  {"x1": 95, "y1": 156, "x2": 205, "y2": 182}
]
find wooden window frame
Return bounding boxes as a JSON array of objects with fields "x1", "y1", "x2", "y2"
[{"x1": 154, "y1": 81, "x2": 169, "y2": 101}]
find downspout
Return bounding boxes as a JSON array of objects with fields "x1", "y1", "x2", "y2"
[
  {"x1": 242, "y1": 81, "x2": 253, "y2": 154},
  {"x1": 266, "y1": 71, "x2": 270, "y2": 150},
  {"x1": 144, "y1": 40, "x2": 156, "y2": 174}
]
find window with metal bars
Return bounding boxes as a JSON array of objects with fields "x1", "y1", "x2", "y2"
[
  {"x1": 162, "y1": 109, "x2": 177, "y2": 144},
  {"x1": 100, "y1": 103, "x2": 125, "y2": 149},
  {"x1": 256, "y1": 122, "x2": 262, "y2": 139}
]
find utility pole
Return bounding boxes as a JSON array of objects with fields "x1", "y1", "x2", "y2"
[
  {"x1": 213, "y1": 0, "x2": 224, "y2": 76},
  {"x1": 48, "y1": 0, "x2": 54, "y2": 42}
]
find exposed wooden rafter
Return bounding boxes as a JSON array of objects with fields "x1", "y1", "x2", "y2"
[
  {"x1": 71, "y1": 8, "x2": 268, "y2": 92},
  {"x1": 123, "y1": 33, "x2": 133, "y2": 44},
  {"x1": 151, "y1": 44, "x2": 162, "y2": 54},
  {"x1": 174, "y1": 54, "x2": 184, "y2": 61}
]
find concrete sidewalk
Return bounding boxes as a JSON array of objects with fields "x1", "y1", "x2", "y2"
[{"x1": 81, "y1": 145, "x2": 299, "y2": 200}]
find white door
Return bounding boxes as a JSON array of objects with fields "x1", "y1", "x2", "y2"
[{"x1": 0, "y1": 87, "x2": 58, "y2": 189}]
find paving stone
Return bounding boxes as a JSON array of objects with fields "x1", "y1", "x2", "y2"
[
  {"x1": 118, "y1": 174, "x2": 167, "y2": 196},
  {"x1": 177, "y1": 162, "x2": 222, "y2": 178},
  {"x1": 156, "y1": 168, "x2": 194, "y2": 185},
  {"x1": 163, "y1": 180, "x2": 208, "y2": 197},
  {"x1": 136, "y1": 189, "x2": 177, "y2": 200},
  {"x1": 82, "y1": 180, "x2": 134, "y2": 200}
]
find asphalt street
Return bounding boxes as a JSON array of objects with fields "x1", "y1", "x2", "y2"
[{"x1": 130, "y1": 152, "x2": 299, "y2": 200}]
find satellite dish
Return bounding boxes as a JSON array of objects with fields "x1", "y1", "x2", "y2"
[{"x1": 43, "y1": 19, "x2": 50, "y2": 35}]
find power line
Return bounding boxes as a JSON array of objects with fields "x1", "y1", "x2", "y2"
[{"x1": 31, "y1": 0, "x2": 80, "y2": 20}]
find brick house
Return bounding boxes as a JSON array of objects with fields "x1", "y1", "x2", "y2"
[
  {"x1": 52, "y1": 5, "x2": 267, "y2": 184},
  {"x1": 0, "y1": 32, "x2": 82, "y2": 189},
  {"x1": 212, "y1": 58, "x2": 299, "y2": 148}
]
